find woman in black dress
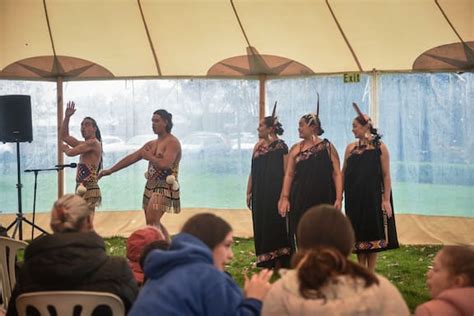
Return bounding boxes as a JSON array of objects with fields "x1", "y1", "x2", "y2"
[
  {"x1": 342, "y1": 103, "x2": 399, "y2": 272},
  {"x1": 278, "y1": 104, "x2": 342, "y2": 254},
  {"x1": 247, "y1": 114, "x2": 291, "y2": 268}
]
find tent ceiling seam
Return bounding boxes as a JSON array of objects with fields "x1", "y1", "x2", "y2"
[
  {"x1": 434, "y1": 0, "x2": 465, "y2": 44},
  {"x1": 230, "y1": 0, "x2": 252, "y2": 48},
  {"x1": 42, "y1": 0, "x2": 57, "y2": 57},
  {"x1": 325, "y1": 0, "x2": 363, "y2": 72},
  {"x1": 137, "y1": 0, "x2": 162, "y2": 76}
]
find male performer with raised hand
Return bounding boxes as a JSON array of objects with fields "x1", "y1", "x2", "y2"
[{"x1": 60, "y1": 101, "x2": 103, "y2": 211}]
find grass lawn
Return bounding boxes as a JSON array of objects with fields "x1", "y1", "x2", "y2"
[{"x1": 104, "y1": 236, "x2": 441, "y2": 312}]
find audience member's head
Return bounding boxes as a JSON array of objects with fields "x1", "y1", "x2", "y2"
[
  {"x1": 297, "y1": 204, "x2": 355, "y2": 255},
  {"x1": 181, "y1": 213, "x2": 234, "y2": 271},
  {"x1": 139, "y1": 240, "x2": 171, "y2": 270},
  {"x1": 127, "y1": 226, "x2": 167, "y2": 284},
  {"x1": 50, "y1": 194, "x2": 93, "y2": 233},
  {"x1": 427, "y1": 245, "x2": 474, "y2": 298},
  {"x1": 293, "y1": 204, "x2": 378, "y2": 299},
  {"x1": 138, "y1": 239, "x2": 171, "y2": 286}
]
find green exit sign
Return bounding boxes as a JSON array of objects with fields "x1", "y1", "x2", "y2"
[{"x1": 343, "y1": 73, "x2": 360, "y2": 83}]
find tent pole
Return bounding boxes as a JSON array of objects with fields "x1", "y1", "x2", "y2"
[
  {"x1": 57, "y1": 77, "x2": 64, "y2": 198},
  {"x1": 259, "y1": 75, "x2": 266, "y2": 120},
  {"x1": 369, "y1": 69, "x2": 379, "y2": 126}
]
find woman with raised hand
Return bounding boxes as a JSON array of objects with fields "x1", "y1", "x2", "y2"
[
  {"x1": 247, "y1": 102, "x2": 291, "y2": 269},
  {"x1": 278, "y1": 94, "x2": 342, "y2": 253},
  {"x1": 342, "y1": 103, "x2": 399, "y2": 272}
]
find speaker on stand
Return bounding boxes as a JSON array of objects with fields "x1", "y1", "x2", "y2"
[{"x1": 0, "y1": 95, "x2": 47, "y2": 240}]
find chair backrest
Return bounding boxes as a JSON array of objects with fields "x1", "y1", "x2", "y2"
[
  {"x1": 0, "y1": 236, "x2": 27, "y2": 310},
  {"x1": 16, "y1": 291, "x2": 125, "y2": 316}
]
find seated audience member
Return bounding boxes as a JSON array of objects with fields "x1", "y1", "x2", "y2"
[
  {"x1": 262, "y1": 204, "x2": 409, "y2": 316},
  {"x1": 6, "y1": 194, "x2": 138, "y2": 316},
  {"x1": 138, "y1": 240, "x2": 171, "y2": 285},
  {"x1": 126, "y1": 225, "x2": 168, "y2": 286},
  {"x1": 139, "y1": 240, "x2": 171, "y2": 267},
  {"x1": 129, "y1": 213, "x2": 272, "y2": 316},
  {"x1": 415, "y1": 245, "x2": 474, "y2": 316}
]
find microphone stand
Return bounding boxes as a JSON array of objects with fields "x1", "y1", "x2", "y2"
[
  {"x1": 24, "y1": 166, "x2": 64, "y2": 239},
  {"x1": 7, "y1": 143, "x2": 52, "y2": 240}
]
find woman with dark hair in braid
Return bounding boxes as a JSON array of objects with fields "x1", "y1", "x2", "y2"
[
  {"x1": 247, "y1": 103, "x2": 291, "y2": 269},
  {"x1": 342, "y1": 103, "x2": 399, "y2": 272}
]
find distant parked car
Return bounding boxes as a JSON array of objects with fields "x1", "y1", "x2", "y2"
[
  {"x1": 126, "y1": 134, "x2": 157, "y2": 151},
  {"x1": 182, "y1": 132, "x2": 231, "y2": 158},
  {"x1": 102, "y1": 135, "x2": 157, "y2": 161},
  {"x1": 230, "y1": 132, "x2": 258, "y2": 154},
  {"x1": 101, "y1": 135, "x2": 131, "y2": 161},
  {"x1": 102, "y1": 136, "x2": 126, "y2": 152}
]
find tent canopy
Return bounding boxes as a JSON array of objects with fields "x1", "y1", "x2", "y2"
[{"x1": 1, "y1": 0, "x2": 473, "y2": 80}]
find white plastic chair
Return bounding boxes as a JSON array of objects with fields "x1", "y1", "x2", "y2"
[
  {"x1": 0, "y1": 236, "x2": 27, "y2": 310},
  {"x1": 16, "y1": 291, "x2": 125, "y2": 316}
]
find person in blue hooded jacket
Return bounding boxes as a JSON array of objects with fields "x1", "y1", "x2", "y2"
[{"x1": 129, "y1": 213, "x2": 272, "y2": 316}]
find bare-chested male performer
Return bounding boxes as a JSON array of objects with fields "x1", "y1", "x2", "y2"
[
  {"x1": 99, "y1": 109, "x2": 181, "y2": 226},
  {"x1": 60, "y1": 101, "x2": 102, "y2": 211}
]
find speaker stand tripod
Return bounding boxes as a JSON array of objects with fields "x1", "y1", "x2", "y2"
[{"x1": 6, "y1": 142, "x2": 49, "y2": 240}]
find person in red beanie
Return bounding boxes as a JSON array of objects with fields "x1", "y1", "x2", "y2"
[{"x1": 126, "y1": 226, "x2": 168, "y2": 286}]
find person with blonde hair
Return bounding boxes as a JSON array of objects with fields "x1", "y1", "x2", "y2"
[
  {"x1": 7, "y1": 195, "x2": 138, "y2": 316},
  {"x1": 262, "y1": 204, "x2": 409, "y2": 316},
  {"x1": 49, "y1": 193, "x2": 94, "y2": 232},
  {"x1": 415, "y1": 245, "x2": 474, "y2": 316}
]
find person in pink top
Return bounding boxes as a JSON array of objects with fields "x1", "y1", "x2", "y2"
[
  {"x1": 262, "y1": 204, "x2": 409, "y2": 316},
  {"x1": 415, "y1": 245, "x2": 474, "y2": 316}
]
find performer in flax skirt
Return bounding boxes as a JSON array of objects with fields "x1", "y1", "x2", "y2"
[
  {"x1": 247, "y1": 102, "x2": 291, "y2": 269},
  {"x1": 278, "y1": 94, "x2": 343, "y2": 254},
  {"x1": 342, "y1": 102, "x2": 399, "y2": 272},
  {"x1": 61, "y1": 101, "x2": 102, "y2": 212},
  {"x1": 99, "y1": 109, "x2": 181, "y2": 226}
]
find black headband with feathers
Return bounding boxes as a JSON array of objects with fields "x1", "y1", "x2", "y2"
[
  {"x1": 316, "y1": 92, "x2": 320, "y2": 118},
  {"x1": 352, "y1": 102, "x2": 368, "y2": 125},
  {"x1": 270, "y1": 101, "x2": 278, "y2": 126}
]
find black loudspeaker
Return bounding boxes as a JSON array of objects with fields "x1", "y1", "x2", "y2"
[{"x1": 0, "y1": 95, "x2": 33, "y2": 143}]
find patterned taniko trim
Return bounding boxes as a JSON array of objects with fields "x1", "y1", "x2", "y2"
[
  {"x1": 145, "y1": 165, "x2": 173, "y2": 180},
  {"x1": 295, "y1": 140, "x2": 329, "y2": 163},
  {"x1": 253, "y1": 140, "x2": 287, "y2": 159},
  {"x1": 143, "y1": 181, "x2": 180, "y2": 214},
  {"x1": 256, "y1": 247, "x2": 291, "y2": 264},
  {"x1": 355, "y1": 239, "x2": 387, "y2": 251},
  {"x1": 76, "y1": 163, "x2": 98, "y2": 182}
]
